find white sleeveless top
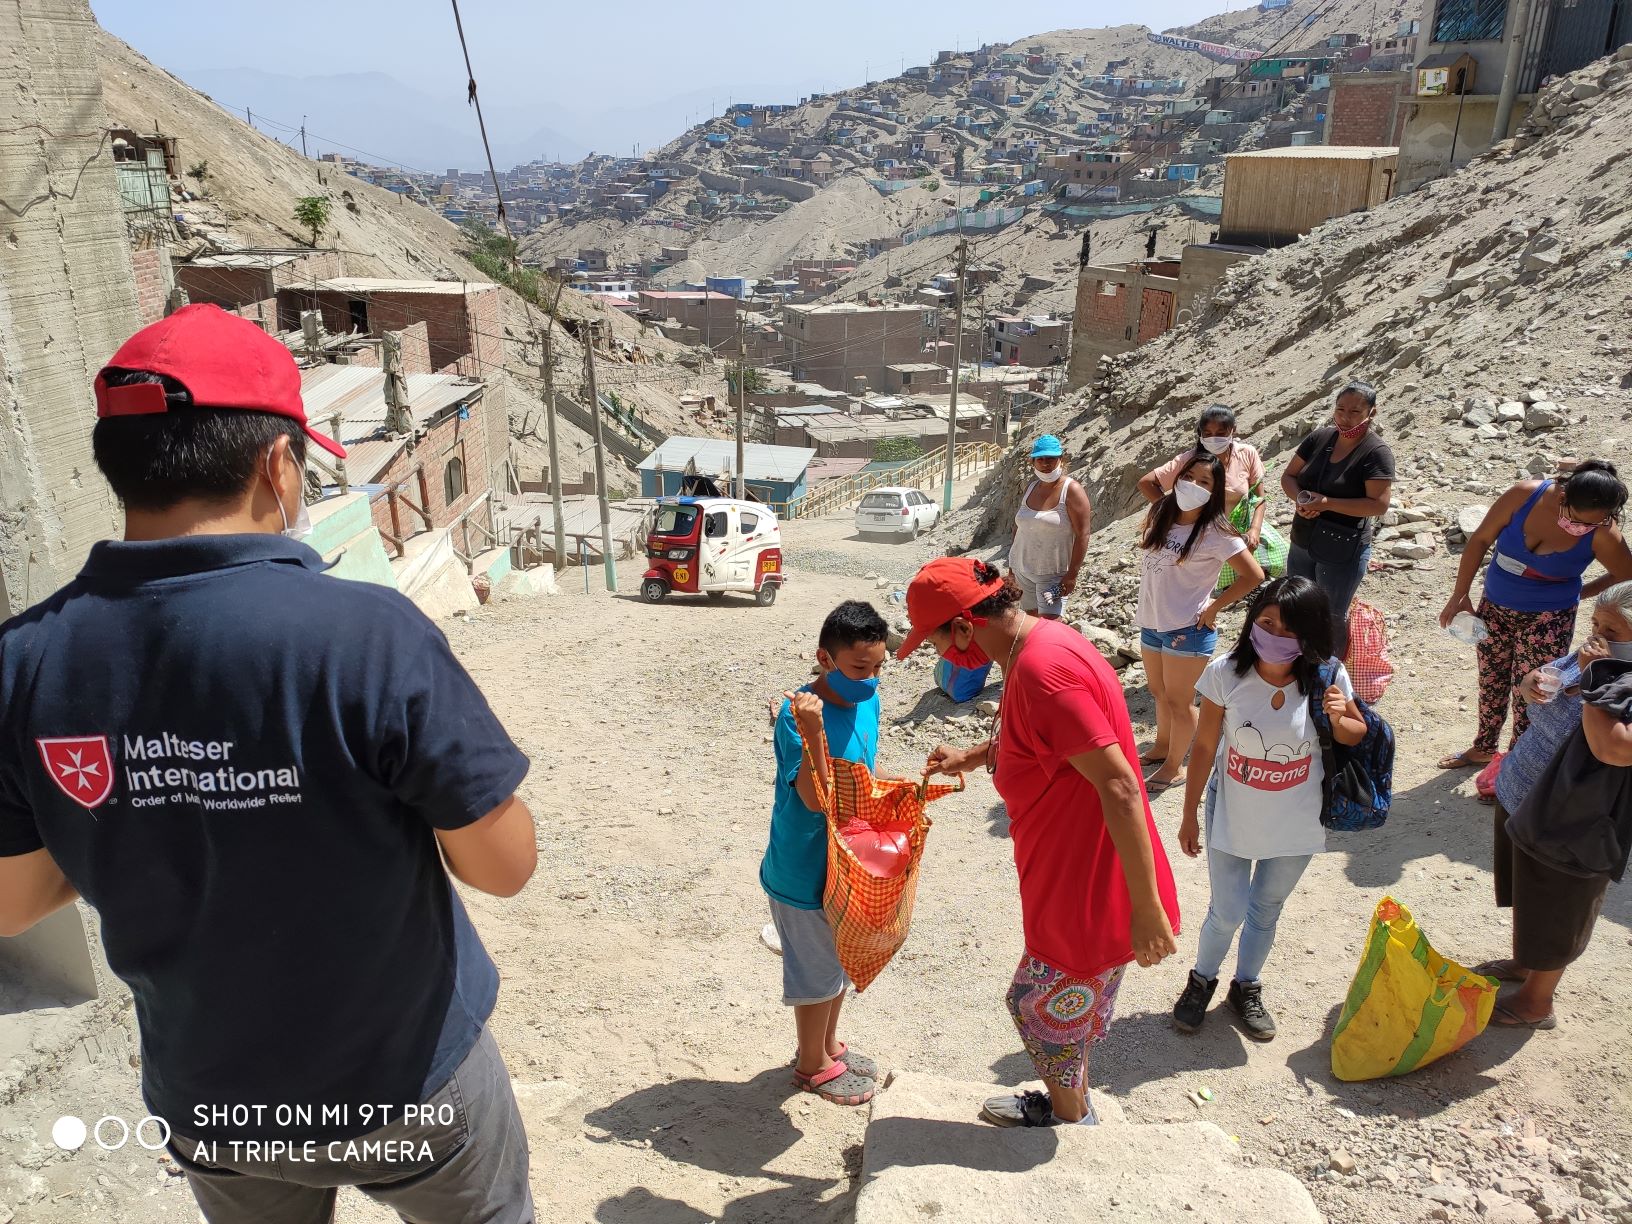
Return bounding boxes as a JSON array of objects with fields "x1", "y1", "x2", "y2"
[{"x1": 1011, "y1": 479, "x2": 1077, "y2": 579}]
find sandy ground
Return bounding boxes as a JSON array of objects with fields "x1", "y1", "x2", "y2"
[{"x1": 4, "y1": 482, "x2": 1631, "y2": 1224}]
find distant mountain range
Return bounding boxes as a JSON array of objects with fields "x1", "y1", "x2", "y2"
[{"x1": 176, "y1": 67, "x2": 589, "y2": 173}]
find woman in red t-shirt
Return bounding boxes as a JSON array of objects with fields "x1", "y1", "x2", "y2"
[{"x1": 898, "y1": 558, "x2": 1181, "y2": 1129}]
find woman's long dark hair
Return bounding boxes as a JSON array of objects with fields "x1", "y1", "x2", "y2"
[
  {"x1": 1227, "y1": 575, "x2": 1334, "y2": 696},
  {"x1": 1561, "y1": 459, "x2": 1628, "y2": 520},
  {"x1": 1140, "y1": 451, "x2": 1232, "y2": 562}
]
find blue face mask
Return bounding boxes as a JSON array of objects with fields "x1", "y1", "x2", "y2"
[{"x1": 825, "y1": 671, "x2": 880, "y2": 704}]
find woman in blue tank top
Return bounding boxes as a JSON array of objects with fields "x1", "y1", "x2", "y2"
[{"x1": 1437, "y1": 460, "x2": 1632, "y2": 769}]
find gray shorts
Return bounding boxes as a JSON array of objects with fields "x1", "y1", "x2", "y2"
[
  {"x1": 1014, "y1": 571, "x2": 1066, "y2": 617},
  {"x1": 768, "y1": 897, "x2": 850, "y2": 1006},
  {"x1": 167, "y1": 1026, "x2": 534, "y2": 1224}
]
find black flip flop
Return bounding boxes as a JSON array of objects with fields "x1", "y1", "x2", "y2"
[{"x1": 1491, "y1": 1002, "x2": 1556, "y2": 1030}]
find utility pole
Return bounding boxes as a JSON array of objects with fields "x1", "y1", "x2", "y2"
[
  {"x1": 540, "y1": 275, "x2": 570, "y2": 569},
  {"x1": 941, "y1": 236, "x2": 968, "y2": 513},
  {"x1": 1492, "y1": 0, "x2": 1534, "y2": 150},
  {"x1": 582, "y1": 321, "x2": 618, "y2": 592},
  {"x1": 299, "y1": 116, "x2": 308, "y2": 159},
  {"x1": 735, "y1": 318, "x2": 747, "y2": 499},
  {"x1": 539, "y1": 330, "x2": 567, "y2": 568}
]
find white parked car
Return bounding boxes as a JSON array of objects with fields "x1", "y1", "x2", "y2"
[{"x1": 855, "y1": 487, "x2": 941, "y2": 539}]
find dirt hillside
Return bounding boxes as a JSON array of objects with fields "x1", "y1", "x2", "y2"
[{"x1": 95, "y1": 30, "x2": 732, "y2": 484}]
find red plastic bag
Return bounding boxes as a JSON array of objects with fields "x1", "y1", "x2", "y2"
[
  {"x1": 1345, "y1": 601, "x2": 1394, "y2": 703},
  {"x1": 1474, "y1": 752, "x2": 1505, "y2": 799}
]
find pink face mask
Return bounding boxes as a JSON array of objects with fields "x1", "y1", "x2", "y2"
[{"x1": 1558, "y1": 513, "x2": 1598, "y2": 538}]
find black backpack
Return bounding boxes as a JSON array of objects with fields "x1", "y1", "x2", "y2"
[{"x1": 1308, "y1": 660, "x2": 1395, "y2": 831}]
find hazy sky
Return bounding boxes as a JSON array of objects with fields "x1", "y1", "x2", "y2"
[{"x1": 91, "y1": 0, "x2": 1241, "y2": 163}]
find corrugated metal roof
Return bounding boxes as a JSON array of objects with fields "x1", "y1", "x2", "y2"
[
  {"x1": 300, "y1": 365, "x2": 484, "y2": 485},
  {"x1": 1226, "y1": 146, "x2": 1397, "y2": 160},
  {"x1": 638, "y1": 436, "x2": 814, "y2": 482},
  {"x1": 315, "y1": 277, "x2": 498, "y2": 295},
  {"x1": 187, "y1": 252, "x2": 298, "y2": 269}
]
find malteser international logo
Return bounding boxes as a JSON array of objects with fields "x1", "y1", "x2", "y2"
[{"x1": 36, "y1": 736, "x2": 115, "y2": 810}]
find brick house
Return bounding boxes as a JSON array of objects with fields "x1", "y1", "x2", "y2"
[
  {"x1": 177, "y1": 249, "x2": 345, "y2": 328},
  {"x1": 279, "y1": 278, "x2": 501, "y2": 377},
  {"x1": 636, "y1": 290, "x2": 737, "y2": 351},
  {"x1": 1325, "y1": 71, "x2": 1411, "y2": 146},
  {"x1": 987, "y1": 315, "x2": 1069, "y2": 367},
  {"x1": 1068, "y1": 260, "x2": 1181, "y2": 386},
  {"x1": 778, "y1": 302, "x2": 942, "y2": 394},
  {"x1": 300, "y1": 365, "x2": 494, "y2": 560}
]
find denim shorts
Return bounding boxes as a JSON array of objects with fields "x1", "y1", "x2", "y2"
[
  {"x1": 1139, "y1": 624, "x2": 1218, "y2": 657},
  {"x1": 768, "y1": 897, "x2": 850, "y2": 1005}
]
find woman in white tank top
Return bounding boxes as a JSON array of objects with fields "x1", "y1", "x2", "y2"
[{"x1": 1010, "y1": 435, "x2": 1092, "y2": 620}]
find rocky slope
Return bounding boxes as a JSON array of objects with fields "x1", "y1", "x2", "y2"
[{"x1": 958, "y1": 48, "x2": 1632, "y2": 554}]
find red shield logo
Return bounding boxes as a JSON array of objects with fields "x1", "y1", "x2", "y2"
[{"x1": 37, "y1": 736, "x2": 115, "y2": 810}]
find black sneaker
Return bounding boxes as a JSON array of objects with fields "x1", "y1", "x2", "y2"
[
  {"x1": 1173, "y1": 970, "x2": 1218, "y2": 1033},
  {"x1": 980, "y1": 1089, "x2": 1056, "y2": 1128},
  {"x1": 1228, "y1": 979, "x2": 1278, "y2": 1041}
]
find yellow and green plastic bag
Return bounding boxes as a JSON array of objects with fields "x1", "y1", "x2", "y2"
[{"x1": 1330, "y1": 896, "x2": 1499, "y2": 1082}]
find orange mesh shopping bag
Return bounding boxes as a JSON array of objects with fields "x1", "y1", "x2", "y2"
[{"x1": 797, "y1": 720, "x2": 962, "y2": 992}]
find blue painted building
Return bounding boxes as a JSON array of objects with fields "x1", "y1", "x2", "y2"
[
  {"x1": 639, "y1": 437, "x2": 815, "y2": 506},
  {"x1": 704, "y1": 275, "x2": 750, "y2": 299}
]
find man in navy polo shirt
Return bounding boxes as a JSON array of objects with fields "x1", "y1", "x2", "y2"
[{"x1": 0, "y1": 305, "x2": 539, "y2": 1222}]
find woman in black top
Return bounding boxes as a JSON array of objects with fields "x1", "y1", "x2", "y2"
[{"x1": 1279, "y1": 381, "x2": 1396, "y2": 654}]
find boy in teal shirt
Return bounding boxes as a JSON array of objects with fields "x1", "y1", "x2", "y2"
[{"x1": 761, "y1": 600, "x2": 888, "y2": 1107}]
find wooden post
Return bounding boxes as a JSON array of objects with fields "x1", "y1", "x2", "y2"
[{"x1": 583, "y1": 322, "x2": 618, "y2": 592}]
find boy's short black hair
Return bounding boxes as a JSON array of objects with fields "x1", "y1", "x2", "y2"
[
  {"x1": 92, "y1": 368, "x2": 307, "y2": 513},
  {"x1": 819, "y1": 600, "x2": 888, "y2": 656}
]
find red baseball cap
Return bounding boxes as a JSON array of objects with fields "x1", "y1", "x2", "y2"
[
  {"x1": 94, "y1": 304, "x2": 346, "y2": 458},
  {"x1": 895, "y1": 556, "x2": 1005, "y2": 660}
]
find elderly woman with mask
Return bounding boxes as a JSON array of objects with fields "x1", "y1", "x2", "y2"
[
  {"x1": 1010, "y1": 435, "x2": 1092, "y2": 620},
  {"x1": 1478, "y1": 580, "x2": 1632, "y2": 1029}
]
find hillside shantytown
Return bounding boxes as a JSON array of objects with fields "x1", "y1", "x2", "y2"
[{"x1": 2, "y1": 0, "x2": 1632, "y2": 1221}]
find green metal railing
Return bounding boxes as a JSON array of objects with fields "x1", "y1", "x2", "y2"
[{"x1": 765, "y1": 441, "x2": 1003, "y2": 522}]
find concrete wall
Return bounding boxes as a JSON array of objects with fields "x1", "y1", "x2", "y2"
[
  {"x1": 697, "y1": 169, "x2": 818, "y2": 202},
  {"x1": 0, "y1": 0, "x2": 140, "y2": 612},
  {"x1": 1175, "y1": 245, "x2": 1257, "y2": 322},
  {"x1": 1397, "y1": 94, "x2": 1531, "y2": 191}
]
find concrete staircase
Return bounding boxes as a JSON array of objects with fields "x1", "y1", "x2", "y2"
[
  {"x1": 854, "y1": 1073, "x2": 1323, "y2": 1224},
  {"x1": 389, "y1": 528, "x2": 478, "y2": 619},
  {"x1": 307, "y1": 492, "x2": 396, "y2": 588}
]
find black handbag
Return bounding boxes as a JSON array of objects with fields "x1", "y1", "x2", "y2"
[{"x1": 1306, "y1": 516, "x2": 1365, "y2": 565}]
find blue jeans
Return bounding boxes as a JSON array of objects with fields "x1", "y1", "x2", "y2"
[
  {"x1": 1286, "y1": 540, "x2": 1371, "y2": 656},
  {"x1": 1193, "y1": 845, "x2": 1313, "y2": 984}
]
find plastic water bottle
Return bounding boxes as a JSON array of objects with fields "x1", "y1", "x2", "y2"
[{"x1": 1446, "y1": 611, "x2": 1489, "y2": 646}]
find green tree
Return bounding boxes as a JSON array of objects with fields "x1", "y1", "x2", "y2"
[
  {"x1": 874, "y1": 437, "x2": 923, "y2": 463},
  {"x1": 186, "y1": 161, "x2": 210, "y2": 189},
  {"x1": 725, "y1": 362, "x2": 769, "y2": 397},
  {"x1": 293, "y1": 196, "x2": 331, "y2": 247}
]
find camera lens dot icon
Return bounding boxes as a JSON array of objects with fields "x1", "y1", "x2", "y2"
[{"x1": 52, "y1": 1115, "x2": 88, "y2": 1151}]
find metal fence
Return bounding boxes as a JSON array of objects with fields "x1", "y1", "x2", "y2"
[{"x1": 1519, "y1": 0, "x2": 1632, "y2": 93}]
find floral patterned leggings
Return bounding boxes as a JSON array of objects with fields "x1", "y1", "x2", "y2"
[{"x1": 1473, "y1": 598, "x2": 1578, "y2": 753}]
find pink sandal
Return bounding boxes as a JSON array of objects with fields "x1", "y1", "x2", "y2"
[{"x1": 792, "y1": 1060, "x2": 875, "y2": 1106}]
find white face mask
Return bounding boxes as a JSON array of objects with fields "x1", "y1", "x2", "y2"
[
  {"x1": 1034, "y1": 466, "x2": 1063, "y2": 484},
  {"x1": 1173, "y1": 479, "x2": 1211, "y2": 512},
  {"x1": 267, "y1": 448, "x2": 313, "y2": 542},
  {"x1": 1200, "y1": 435, "x2": 1232, "y2": 456}
]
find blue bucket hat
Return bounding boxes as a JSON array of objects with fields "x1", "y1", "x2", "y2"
[{"x1": 1030, "y1": 435, "x2": 1064, "y2": 459}]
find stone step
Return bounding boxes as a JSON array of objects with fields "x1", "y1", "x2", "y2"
[{"x1": 855, "y1": 1073, "x2": 1323, "y2": 1224}]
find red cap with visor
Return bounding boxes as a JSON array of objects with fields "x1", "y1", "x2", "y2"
[
  {"x1": 93, "y1": 304, "x2": 346, "y2": 458},
  {"x1": 895, "y1": 556, "x2": 1006, "y2": 660}
]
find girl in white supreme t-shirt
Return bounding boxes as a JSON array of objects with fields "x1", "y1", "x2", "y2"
[{"x1": 1170, "y1": 576, "x2": 1368, "y2": 1042}]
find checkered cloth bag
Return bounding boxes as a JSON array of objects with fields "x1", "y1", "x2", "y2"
[{"x1": 797, "y1": 721, "x2": 961, "y2": 992}]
